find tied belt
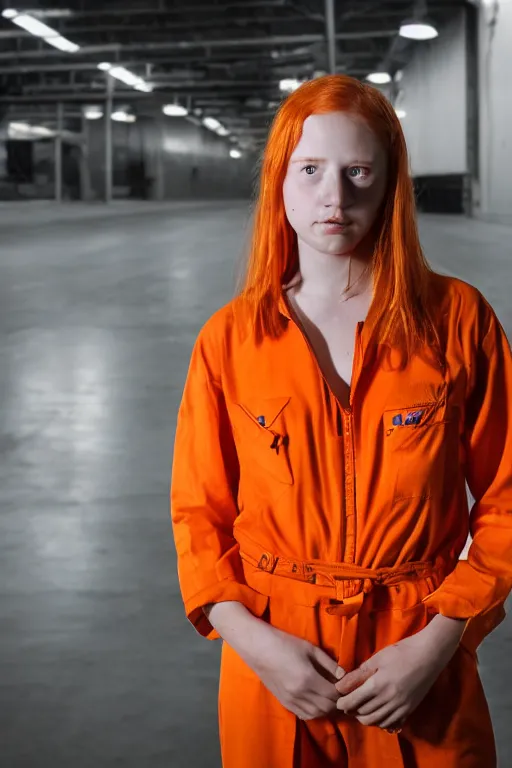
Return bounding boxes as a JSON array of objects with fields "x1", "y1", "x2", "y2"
[{"x1": 237, "y1": 532, "x2": 446, "y2": 619}]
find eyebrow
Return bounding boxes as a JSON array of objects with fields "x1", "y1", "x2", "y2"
[{"x1": 291, "y1": 157, "x2": 374, "y2": 165}]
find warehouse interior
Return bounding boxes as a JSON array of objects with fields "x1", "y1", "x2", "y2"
[{"x1": 0, "y1": 1, "x2": 511, "y2": 766}]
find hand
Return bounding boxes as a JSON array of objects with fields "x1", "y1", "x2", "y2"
[
  {"x1": 335, "y1": 622, "x2": 461, "y2": 731},
  {"x1": 248, "y1": 624, "x2": 345, "y2": 721}
]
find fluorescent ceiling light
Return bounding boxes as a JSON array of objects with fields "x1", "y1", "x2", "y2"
[
  {"x1": 5, "y1": 12, "x2": 79, "y2": 53},
  {"x1": 366, "y1": 72, "x2": 392, "y2": 85},
  {"x1": 230, "y1": 149, "x2": 242, "y2": 159},
  {"x1": 8, "y1": 121, "x2": 54, "y2": 138},
  {"x1": 48, "y1": 35, "x2": 79, "y2": 53},
  {"x1": 399, "y1": 22, "x2": 438, "y2": 40},
  {"x1": 216, "y1": 126, "x2": 230, "y2": 137},
  {"x1": 203, "y1": 116, "x2": 221, "y2": 131},
  {"x1": 84, "y1": 106, "x2": 103, "y2": 120},
  {"x1": 111, "y1": 110, "x2": 136, "y2": 123},
  {"x1": 98, "y1": 64, "x2": 153, "y2": 92},
  {"x1": 163, "y1": 104, "x2": 188, "y2": 117},
  {"x1": 395, "y1": 109, "x2": 407, "y2": 119},
  {"x1": 279, "y1": 78, "x2": 301, "y2": 92}
]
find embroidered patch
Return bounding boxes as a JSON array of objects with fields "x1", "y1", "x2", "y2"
[
  {"x1": 404, "y1": 409, "x2": 424, "y2": 426},
  {"x1": 391, "y1": 409, "x2": 424, "y2": 427}
]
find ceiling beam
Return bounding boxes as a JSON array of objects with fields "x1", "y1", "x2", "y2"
[
  {"x1": 0, "y1": 48, "x2": 380, "y2": 75},
  {"x1": 0, "y1": 30, "x2": 397, "y2": 61}
]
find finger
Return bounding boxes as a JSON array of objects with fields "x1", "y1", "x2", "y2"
[
  {"x1": 355, "y1": 703, "x2": 398, "y2": 728},
  {"x1": 354, "y1": 693, "x2": 388, "y2": 717},
  {"x1": 378, "y1": 708, "x2": 408, "y2": 731},
  {"x1": 307, "y1": 670, "x2": 341, "y2": 702},
  {"x1": 303, "y1": 693, "x2": 338, "y2": 720},
  {"x1": 310, "y1": 646, "x2": 345, "y2": 682},
  {"x1": 337, "y1": 675, "x2": 380, "y2": 713},
  {"x1": 335, "y1": 666, "x2": 374, "y2": 695}
]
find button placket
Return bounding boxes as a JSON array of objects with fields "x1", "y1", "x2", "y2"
[{"x1": 343, "y1": 410, "x2": 356, "y2": 565}]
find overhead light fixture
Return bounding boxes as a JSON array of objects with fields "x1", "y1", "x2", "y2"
[
  {"x1": 230, "y1": 149, "x2": 242, "y2": 159},
  {"x1": 163, "y1": 104, "x2": 188, "y2": 117},
  {"x1": 84, "y1": 106, "x2": 103, "y2": 120},
  {"x1": 216, "y1": 126, "x2": 230, "y2": 137},
  {"x1": 366, "y1": 72, "x2": 392, "y2": 85},
  {"x1": 98, "y1": 63, "x2": 153, "y2": 93},
  {"x1": 399, "y1": 20, "x2": 438, "y2": 40},
  {"x1": 8, "y1": 121, "x2": 55, "y2": 139},
  {"x1": 111, "y1": 110, "x2": 136, "y2": 123},
  {"x1": 279, "y1": 78, "x2": 301, "y2": 92},
  {"x1": 395, "y1": 109, "x2": 407, "y2": 119},
  {"x1": 202, "y1": 116, "x2": 222, "y2": 131},
  {"x1": 2, "y1": 10, "x2": 79, "y2": 53}
]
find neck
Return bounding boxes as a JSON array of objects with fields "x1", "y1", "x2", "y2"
[{"x1": 292, "y1": 238, "x2": 373, "y2": 301}]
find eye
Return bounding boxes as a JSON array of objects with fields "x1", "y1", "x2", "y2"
[
  {"x1": 348, "y1": 166, "x2": 369, "y2": 180},
  {"x1": 302, "y1": 165, "x2": 317, "y2": 175}
]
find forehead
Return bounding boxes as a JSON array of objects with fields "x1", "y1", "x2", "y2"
[{"x1": 291, "y1": 111, "x2": 383, "y2": 160}]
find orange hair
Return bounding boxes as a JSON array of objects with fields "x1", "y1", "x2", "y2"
[{"x1": 238, "y1": 74, "x2": 441, "y2": 362}]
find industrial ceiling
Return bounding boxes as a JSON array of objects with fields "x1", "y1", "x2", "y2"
[{"x1": 0, "y1": 0, "x2": 469, "y2": 149}]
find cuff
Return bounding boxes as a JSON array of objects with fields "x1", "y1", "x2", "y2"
[
  {"x1": 185, "y1": 579, "x2": 269, "y2": 640},
  {"x1": 459, "y1": 603, "x2": 507, "y2": 656}
]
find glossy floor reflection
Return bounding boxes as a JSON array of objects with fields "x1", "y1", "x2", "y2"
[{"x1": 0, "y1": 202, "x2": 510, "y2": 767}]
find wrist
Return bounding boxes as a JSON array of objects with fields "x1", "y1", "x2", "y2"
[
  {"x1": 423, "y1": 613, "x2": 466, "y2": 658},
  {"x1": 207, "y1": 601, "x2": 275, "y2": 667}
]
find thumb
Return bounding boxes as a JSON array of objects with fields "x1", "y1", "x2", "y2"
[
  {"x1": 336, "y1": 663, "x2": 376, "y2": 695},
  {"x1": 310, "y1": 645, "x2": 345, "y2": 682}
]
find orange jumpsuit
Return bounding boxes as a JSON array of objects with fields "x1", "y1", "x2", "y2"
[{"x1": 170, "y1": 273, "x2": 512, "y2": 767}]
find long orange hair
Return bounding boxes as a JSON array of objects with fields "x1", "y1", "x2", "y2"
[{"x1": 238, "y1": 74, "x2": 440, "y2": 362}]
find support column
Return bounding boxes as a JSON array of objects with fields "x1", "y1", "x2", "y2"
[
  {"x1": 55, "y1": 101, "x2": 63, "y2": 202},
  {"x1": 79, "y1": 114, "x2": 91, "y2": 201},
  {"x1": 325, "y1": 0, "x2": 337, "y2": 75},
  {"x1": 105, "y1": 72, "x2": 114, "y2": 203}
]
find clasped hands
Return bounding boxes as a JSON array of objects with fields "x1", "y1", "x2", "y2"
[{"x1": 251, "y1": 614, "x2": 465, "y2": 731}]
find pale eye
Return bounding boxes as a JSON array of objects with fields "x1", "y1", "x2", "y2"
[{"x1": 348, "y1": 167, "x2": 368, "y2": 180}]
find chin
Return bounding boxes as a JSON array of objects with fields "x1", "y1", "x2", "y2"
[{"x1": 324, "y1": 237, "x2": 361, "y2": 256}]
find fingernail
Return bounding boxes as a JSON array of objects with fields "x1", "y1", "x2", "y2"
[{"x1": 335, "y1": 666, "x2": 345, "y2": 679}]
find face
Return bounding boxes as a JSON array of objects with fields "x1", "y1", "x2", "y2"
[{"x1": 283, "y1": 111, "x2": 388, "y2": 259}]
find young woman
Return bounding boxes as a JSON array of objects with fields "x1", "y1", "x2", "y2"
[{"x1": 170, "y1": 75, "x2": 512, "y2": 767}]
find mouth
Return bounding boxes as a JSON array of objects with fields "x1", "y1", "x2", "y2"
[{"x1": 322, "y1": 218, "x2": 349, "y2": 225}]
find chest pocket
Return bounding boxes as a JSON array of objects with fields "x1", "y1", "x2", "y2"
[
  {"x1": 382, "y1": 392, "x2": 455, "y2": 502},
  {"x1": 229, "y1": 396, "x2": 293, "y2": 486}
]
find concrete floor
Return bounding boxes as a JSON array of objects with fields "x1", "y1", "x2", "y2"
[{"x1": 0, "y1": 201, "x2": 510, "y2": 767}]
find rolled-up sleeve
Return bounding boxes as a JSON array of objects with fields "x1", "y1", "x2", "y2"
[
  {"x1": 170, "y1": 323, "x2": 268, "y2": 640},
  {"x1": 422, "y1": 305, "x2": 512, "y2": 653}
]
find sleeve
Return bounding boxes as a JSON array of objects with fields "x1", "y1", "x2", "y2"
[
  {"x1": 170, "y1": 327, "x2": 268, "y2": 640},
  {"x1": 422, "y1": 305, "x2": 512, "y2": 654}
]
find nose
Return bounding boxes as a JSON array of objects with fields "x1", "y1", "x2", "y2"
[{"x1": 322, "y1": 170, "x2": 353, "y2": 211}]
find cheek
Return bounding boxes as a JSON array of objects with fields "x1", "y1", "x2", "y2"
[{"x1": 283, "y1": 180, "x2": 309, "y2": 222}]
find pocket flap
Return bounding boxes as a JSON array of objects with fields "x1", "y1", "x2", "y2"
[
  {"x1": 238, "y1": 396, "x2": 291, "y2": 429},
  {"x1": 383, "y1": 398, "x2": 447, "y2": 434}
]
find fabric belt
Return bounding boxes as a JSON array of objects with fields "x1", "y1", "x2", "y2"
[{"x1": 236, "y1": 530, "x2": 448, "y2": 619}]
